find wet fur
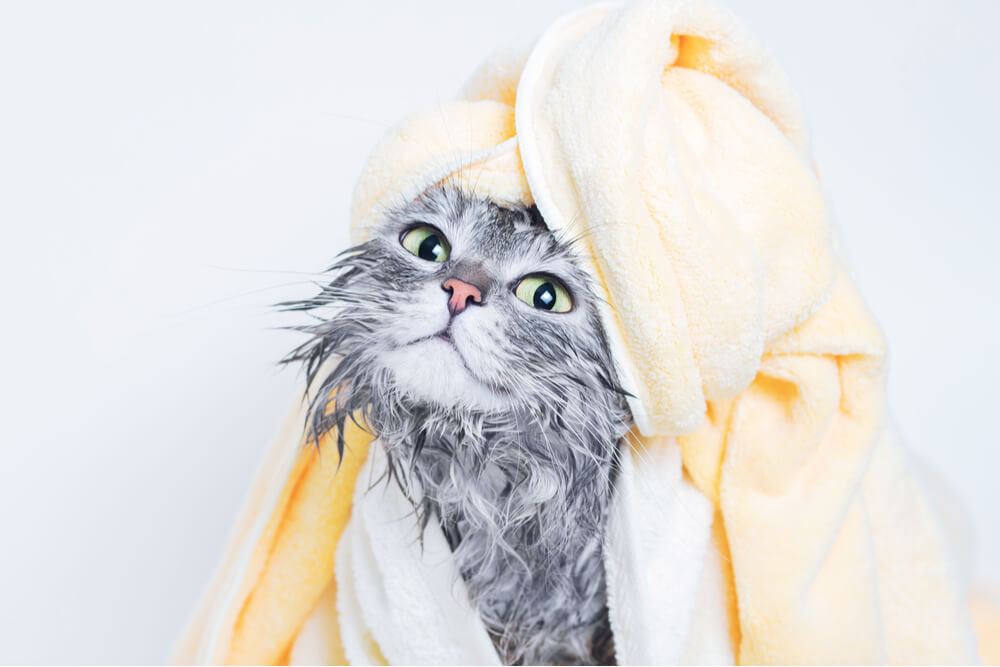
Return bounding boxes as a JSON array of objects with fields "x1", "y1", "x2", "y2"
[{"x1": 283, "y1": 187, "x2": 629, "y2": 664}]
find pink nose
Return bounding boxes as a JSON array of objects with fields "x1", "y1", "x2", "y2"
[{"x1": 443, "y1": 278, "x2": 482, "y2": 315}]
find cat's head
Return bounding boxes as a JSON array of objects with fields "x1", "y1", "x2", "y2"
[{"x1": 285, "y1": 187, "x2": 627, "y2": 445}]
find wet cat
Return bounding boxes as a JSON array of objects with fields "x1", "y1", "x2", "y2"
[{"x1": 284, "y1": 186, "x2": 629, "y2": 665}]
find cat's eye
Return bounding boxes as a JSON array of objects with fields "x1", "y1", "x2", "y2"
[
  {"x1": 400, "y1": 225, "x2": 450, "y2": 262},
  {"x1": 514, "y1": 275, "x2": 572, "y2": 313}
]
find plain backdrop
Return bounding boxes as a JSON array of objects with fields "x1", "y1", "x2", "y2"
[{"x1": 1, "y1": 0, "x2": 998, "y2": 663}]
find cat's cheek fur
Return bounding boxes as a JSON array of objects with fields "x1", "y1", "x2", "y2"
[
  {"x1": 449, "y1": 306, "x2": 511, "y2": 380},
  {"x1": 385, "y1": 281, "x2": 451, "y2": 346},
  {"x1": 379, "y1": 342, "x2": 509, "y2": 411}
]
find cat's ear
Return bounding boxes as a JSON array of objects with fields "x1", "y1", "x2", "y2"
[{"x1": 513, "y1": 205, "x2": 548, "y2": 233}]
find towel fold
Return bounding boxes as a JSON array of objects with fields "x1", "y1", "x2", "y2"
[{"x1": 174, "y1": 1, "x2": 997, "y2": 663}]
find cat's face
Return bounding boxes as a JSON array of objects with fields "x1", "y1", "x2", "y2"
[
  {"x1": 353, "y1": 187, "x2": 615, "y2": 411},
  {"x1": 292, "y1": 187, "x2": 621, "y2": 416}
]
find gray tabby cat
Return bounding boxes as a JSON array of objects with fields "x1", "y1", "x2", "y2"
[{"x1": 284, "y1": 186, "x2": 630, "y2": 665}]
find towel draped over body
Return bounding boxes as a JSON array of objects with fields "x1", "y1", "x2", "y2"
[{"x1": 175, "y1": 1, "x2": 999, "y2": 663}]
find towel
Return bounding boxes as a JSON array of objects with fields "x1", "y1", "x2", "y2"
[{"x1": 174, "y1": 1, "x2": 999, "y2": 663}]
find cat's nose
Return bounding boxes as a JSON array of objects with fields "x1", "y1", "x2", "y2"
[{"x1": 442, "y1": 278, "x2": 483, "y2": 315}]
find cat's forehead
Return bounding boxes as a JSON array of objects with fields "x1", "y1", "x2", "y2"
[{"x1": 389, "y1": 187, "x2": 562, "y2": 262}]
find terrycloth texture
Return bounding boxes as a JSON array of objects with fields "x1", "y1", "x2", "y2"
[
  {"x1": 175, "y1": 0, "x2": 997, "y2": 663},
  {"x1": 603, "y1": 436, "x2": 734, "y2": 664},
  {"x1": 330, "y1": 444, "x2": 501, "y2": 666},
  {"x1": 173, "y1": 376, "x2": 375, "y2": 666}
]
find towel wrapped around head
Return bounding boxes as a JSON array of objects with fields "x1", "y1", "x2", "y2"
[{"x1": 174, "y1": 1, "x2": 998, "y2": 664}]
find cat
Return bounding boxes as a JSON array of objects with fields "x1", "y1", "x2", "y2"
[{"x1": 283, "y1": 186, "x2": 630, "y2": 665}]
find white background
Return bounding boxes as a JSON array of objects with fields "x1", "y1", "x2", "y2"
[{"x1": 1, "y1": 0, "x2": 997, "y2": 663}]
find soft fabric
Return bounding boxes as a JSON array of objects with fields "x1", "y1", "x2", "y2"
[
  {"x1": 173, "y1": 378, "x2": 374, "y2": 665},
  {"x1": 174, "y1": 0, "x2": 997, "y2": 663},
  {"x1": 603, "y1": 436, "x2": 734, "y2": 664},
  {"x1": 329, "y1": 444, "x2": 502, "y2": 666}
]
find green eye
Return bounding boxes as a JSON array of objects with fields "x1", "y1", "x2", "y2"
[
  {"x1": 400, "y1": 225, "x2": 450, "y2": 262},
  {"x1": 514, "y1": 275, "x2": 572, "y2": 313}
]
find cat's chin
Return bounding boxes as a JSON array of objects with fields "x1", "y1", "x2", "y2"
[{"x1": 380, "y1": 338, "x2": 509, "y2": 412}]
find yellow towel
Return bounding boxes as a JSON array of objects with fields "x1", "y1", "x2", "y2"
[{"x1": 174, "y1": 1, "x2": 998, "y2": 663}]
